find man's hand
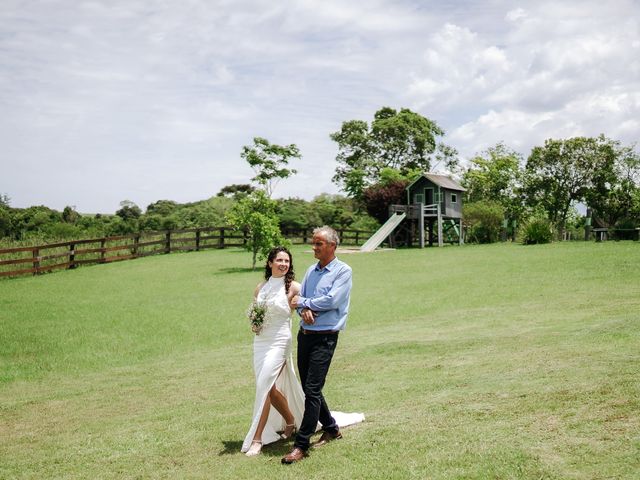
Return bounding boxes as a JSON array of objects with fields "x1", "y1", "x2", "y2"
[{"x1": 301, "y1": 308, "x2": 316, "y2": 325}]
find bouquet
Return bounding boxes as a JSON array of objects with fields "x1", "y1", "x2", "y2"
[{"x1": 247, "y1": 300, "x2": 268, "y2": 335}]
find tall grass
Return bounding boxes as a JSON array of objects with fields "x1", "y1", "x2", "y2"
[{"x1": 1, "y1": 242, "x2": 638, "y2": 479}]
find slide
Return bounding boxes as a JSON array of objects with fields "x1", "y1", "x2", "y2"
[{"x1": 359, "y1": 212, "x2": 406, "y2": 252}]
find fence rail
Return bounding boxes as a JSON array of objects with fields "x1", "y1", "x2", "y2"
[{"x1": 0, "y1": 226, "x2": 373, "y2": 278}]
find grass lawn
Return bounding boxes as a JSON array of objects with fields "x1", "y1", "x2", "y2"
[{"x1": 1, "y1": 241, "x2": 639, "y2": 479}]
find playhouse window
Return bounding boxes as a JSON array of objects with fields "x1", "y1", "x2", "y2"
[
  {"x1": 414, "y1": 193, "x2": 424, "y2": 204},
  {"x1": 451, "y1": 193, "x2": 457, "y2": 203}
]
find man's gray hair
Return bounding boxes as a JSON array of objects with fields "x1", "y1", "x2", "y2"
[{"x1": 313, "y1": 225, "x2": 340, "y2": 246}]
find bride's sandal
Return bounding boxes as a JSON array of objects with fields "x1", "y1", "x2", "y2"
[
  {"x1": 281, "y1": 423, "x2": 296, "y2": 440},
  {"x1": 245, "y1": 440, "x2": 263, "y2": 457}
]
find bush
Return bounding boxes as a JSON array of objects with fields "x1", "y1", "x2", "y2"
[
  {"x1": 520, "y1": 217, "x2": 554, "y2": 245},
  {"x1": 612, "y1": 218, "x2": 639, "y2": 240},
  {"x1": 463, "y1": 201, "x2": 504, "y2": 243},
  {"x1": 139, "y1": 214, "x2": 163, "y2": 231}
]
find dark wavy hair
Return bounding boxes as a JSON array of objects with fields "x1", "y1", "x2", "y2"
[{"x1": 264, "y1": 246, "x2": 295, "y2": 293}]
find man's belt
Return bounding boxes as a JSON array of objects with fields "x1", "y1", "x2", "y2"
[{"x1": 299, "y1": 328, "x2": 338, "y2": 335}]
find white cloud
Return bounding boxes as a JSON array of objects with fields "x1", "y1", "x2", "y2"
[
  {"x1": 505, "y1": 8, "x2": 527, "y2": 23},
  {"x1": 1, "y1": 0, "x2": 639, "y2": 212}
]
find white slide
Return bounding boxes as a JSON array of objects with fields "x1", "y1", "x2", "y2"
[{"x1": 359, "y1": 212, "x2": 406, "y2": 252}]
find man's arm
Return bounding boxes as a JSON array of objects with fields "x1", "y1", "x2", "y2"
[{"x1": 296, "y1": 267, "x2": 352, "y2": 312}]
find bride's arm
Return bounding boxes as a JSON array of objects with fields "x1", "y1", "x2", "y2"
[
  {"x1": 254, "y1": 281, "x2": 265, "y2": 299},
  {"x1": 288, "y1": 281, "x2": 301, "y2": 309}
]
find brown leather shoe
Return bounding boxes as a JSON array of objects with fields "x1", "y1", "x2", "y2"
[
  {"x1": 313, "y1": 429, "x2": 342, "y2": 448},
  {"x1": 281, "y1": 447, "x2": 308, "y2": 464}
]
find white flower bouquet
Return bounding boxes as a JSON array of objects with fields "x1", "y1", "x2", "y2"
[{"x1": 247, "y1": 300, "x2": 268, "y2": 335}]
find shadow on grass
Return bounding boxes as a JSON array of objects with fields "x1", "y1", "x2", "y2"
[
  {"x1": 218, "y1": 439, "x2": 293, "y2": 457},
  {"x1": 213, "y1": 267, "x2": 255, "y2": 275},
  {"x1": 219, "y1": 440, "x2": 244, "y2": 455}
]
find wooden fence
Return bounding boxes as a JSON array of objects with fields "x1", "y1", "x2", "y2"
[{"x1": 0, "y1": 227, "x2": 373, "y2": 278}]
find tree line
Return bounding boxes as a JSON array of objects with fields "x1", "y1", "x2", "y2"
[
  {"x1": 329, "y1": 107, "x2": 640, "y2": 244},
  {"x1": 0, "y1": 193, "x2": 376, "y2": 244},
  {"x1": 3, "y1": 106, "x2": 639, "y2": 255}
]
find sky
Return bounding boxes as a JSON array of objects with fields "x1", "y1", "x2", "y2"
[{"x1": 2, "y1": 0, "x2": 639, "y2": 214}]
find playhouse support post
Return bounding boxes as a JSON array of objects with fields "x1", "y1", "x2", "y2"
[
  {"x1": 437, "y1": 203, "x2": 443, "y2": 247},
  {"x1": 419, "y1": 203, "x2": 425, "y2": 248}
]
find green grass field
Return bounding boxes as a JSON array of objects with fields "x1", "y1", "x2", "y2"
[{"x1": 1, "y1": 242, "x2": 639, "y2": 479}]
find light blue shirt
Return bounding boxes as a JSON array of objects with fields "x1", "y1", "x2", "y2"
[{"x1": 297, "y1": 257, "x2": 352, "y2": 331}]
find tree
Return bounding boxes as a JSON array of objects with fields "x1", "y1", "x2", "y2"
[
  {"x1": 241, "y1": 137, "x2": 301, "y2": 198},
  {"x1": 145, "y1": 200, "x2": 178, "y2": 216},
  {"x1": 0, "y1": 205, "x2": 11, "y2": 238},
  {"x1": 226, "y1": 190, "x2": 289, "y2": 270},
  {"x1": 216, "y1": 184, "x2": 255, "y2": 199},
  {"x1": 330, "y1": 107, "x2": 454, "y2": 199},
  {"x1": 524, "y1": 135, "x2": 617, "y2": 234},
  {"x1": 584, "y1": 142, "x2": 640, "y2": 227},
  {"x1": 62, "y1": 206, "x2": 80, "y2": 224},
  {"x1": 462, "y1": 143, "x2": 524, "y2": 220},
  {"x1": 115, "y1": 200, "x2": 142, "y2": 221},
  {"x1": 0, "y1": 193, "x2": 11, "y2": 238},
  {"x1": 361, "y1": 180, "x2": 409, "y2": 224}
]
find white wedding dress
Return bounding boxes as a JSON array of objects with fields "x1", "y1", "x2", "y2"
[{"x1": 241, "y1": 275, "x2": 364, "y2": 453}]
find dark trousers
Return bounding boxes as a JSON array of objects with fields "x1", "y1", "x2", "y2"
[{"x1": 294, "y1": 330, "x2": 339, "y2": 451}]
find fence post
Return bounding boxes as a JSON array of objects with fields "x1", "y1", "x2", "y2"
[
  {"x1": 219, "y1": 228, "x2": 225, "y2": 249},
  {"x1": 69, "y1": 243, "x2": 76, "y2": 269},
  {"x1": 100, "y1": 239, "x2": 106, "y2": 263},
  {"x1": 32, "y1": 247, "x2": 40, "y2": 275},
  {"x1": 133, "y1": 235, "x2": 140, "y2": 257},
  {"x1": 165, "y1": 231, "x2": 171, "y2": 254},
  {"x1": 196, "y1": 229, "x2": 201, "y2": 251}
]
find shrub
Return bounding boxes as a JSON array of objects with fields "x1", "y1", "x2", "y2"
[
  {"x1": 463, "y1": 201, "x2": 504, "y2": 243},
  {"x1": 520, "y1": 217, "x2": 554, "y2": 244}
]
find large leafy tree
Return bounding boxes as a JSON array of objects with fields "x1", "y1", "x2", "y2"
[
  {"x1": 584, "y1": 142, "x2": 640, "y2": 227},
  {"x1": 241, "y1": 137, "x2": 301, "y2": 198},
  {"x1": 462, "y1": 143, "x2": 524, "y2": 220},
  {"x1": 330, "y1": 107, "x2": 453, "y2": 199},
  {"x1": 524, "y1": 135, "x2": 617, "y2": 233}
]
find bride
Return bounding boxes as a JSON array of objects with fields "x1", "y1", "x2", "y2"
[{"x1": 241, "y1": 246, "x2": 304, "y2": 456}]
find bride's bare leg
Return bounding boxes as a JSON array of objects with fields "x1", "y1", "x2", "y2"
[
  {"x1": 269, "y1": 386, "x2": 295, "y2": 426},
  {"x1": 250, "y1": 362, "x2": 295, "y2": 450},
  {"x1": 269, "y1": 361, "x2": 296, "y2": 438}
]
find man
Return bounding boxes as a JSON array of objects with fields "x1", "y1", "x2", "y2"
[{"x1": 281, "y1": 225, "x2": 353, "y2": 464}]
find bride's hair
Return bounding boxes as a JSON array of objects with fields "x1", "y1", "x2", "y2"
[{"x1": 264, "y1": 246, "x2": 295, "y2": 293}]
